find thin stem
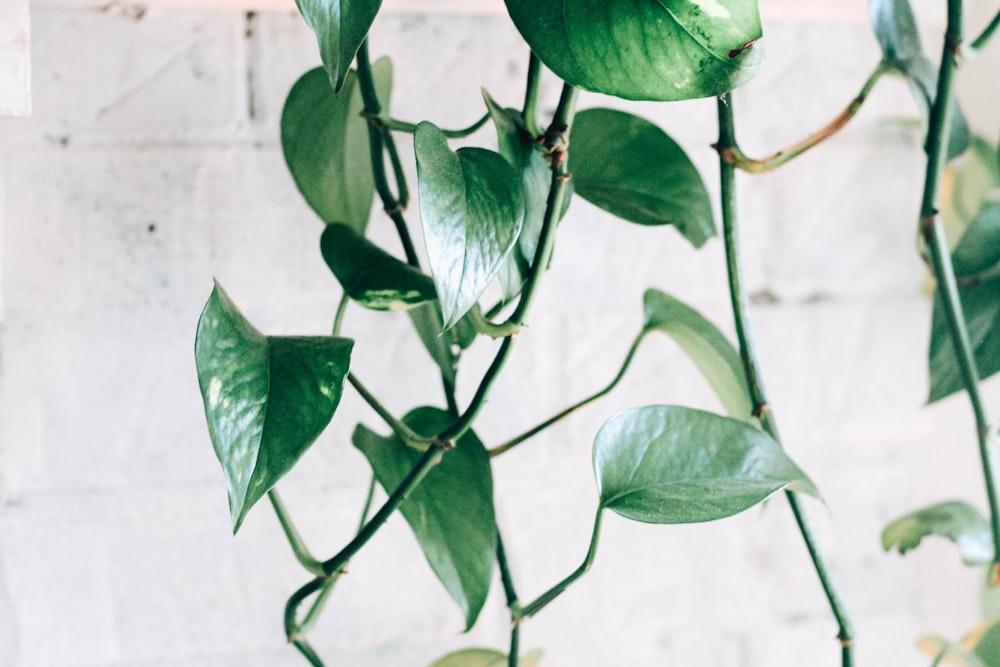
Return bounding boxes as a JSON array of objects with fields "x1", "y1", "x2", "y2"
[
  {"x1": 347, "y1": 373, "x2": 433, "y2": 447},
  {"x1": 721, "y1": 61, "x2": 890, "y2": 174},
  {"x1": 517, "y1": 509, "x2": 603, "y2": 619},
  {"x1": 522, "y1": 52, "x2": 543, "y2": 136},
  {"x1": 384, "y1": 131, "x2": 410, "y2": 209},
  {"x1": 496, "y1": 530, "x2": 521, "y2": 667},
  {"x1": 917, "y1": 0, "x2": 1000, "y2": 576},
  {"x1": 285, "y1": 577, "x2": 326, "y2": 640},
  {"x1": 268, "y1": 490, "x2": 326, "y2": 577},
  {"x1": 716, "y1": 93, "x2": 855, "y2": 662},
  {"x1": 292, "y1": 639, "x2": 326, "y2": 667},
  {"x1": 439, "y1": 337, "x2": 514, "y2": 441},
  {"x1": 971, "y1": 7, "x2": 1000, "y2": 52},
  {"x1": 489, "y1": 331, "x2": 647, "y2": 457},
  {"x1": 332, "y1": 293, "x2": 350, "y2": 336},
  {"x1": 299, "y1": 577, "x2": 338, "y2": 633},
  {"x1": 322, "y1": 445, "x2": 444, "y2": 576},
  {"x1": 374, "y1": 112, "x2": 490, "y2": 138}
]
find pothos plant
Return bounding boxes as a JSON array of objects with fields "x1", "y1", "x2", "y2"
[{"x1": 193, "y1": 1, "x2": 1000, "y2": 665}]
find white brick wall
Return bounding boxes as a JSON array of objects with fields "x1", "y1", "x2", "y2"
[{"x1": 1, "y1": 3, "x2": 999, "y2": 666}]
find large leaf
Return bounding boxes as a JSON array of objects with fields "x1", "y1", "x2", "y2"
[
  {"x1": 573, "y1": 109, "x2": 715, "y2": 247},
  {"x1": 869, "y1": 0, "x2": 970, "y2": 159},
  {"x1": 294, "y1": 0, "x2": 382, "y2": 92},
  {"x1": 415, "y1": 122, "x2": 525, "y2": 328},
  {"x1": 320, "y1": 223, "x2": 436, "y2": 310},
  {"x1": 195, "y1": 282, "x2": 353, "y2": 532},
  {"x1": 504, "y1": 0, "x2": 763, "y2": 101},
  {"x1": 928, "y1": 274, "x2": 1000, "y2": 402},
  {"x1": 881, "y1": 501, "x2": 994, "y2": 565},
  {"x1": 281, "y1": 58, "x2": 391, "y2": 231},
  {"x1": 426, "y1": 649, "x2": 542, "y2": 667},
  {"x1": 353, "y1": 407, "x2": 496, "y2": 630},
  {"x1": 643, "y1": 289, "x2": 751, "y2": 419},
  {"x1": 593, "y1": 405, "x2": 818, "y2": 524}
]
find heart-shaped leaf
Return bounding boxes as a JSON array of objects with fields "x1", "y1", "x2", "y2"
[
  {"x1": 195, "y1": 282, "x2": 353, "y2": 532},
  {"x1": 281, "y1": 58, "x2": 391, "y2": 231},
  {"x1": 294, "y1": 0, "x2": 383, "y2": 92},
  {"x1": 881, "y1": 500, "x2": 994, "y2": 565},
  {"x1": 928, "y1": 274, "x2": 1000, "y2": 402},
  {"x1": 594, "y1": 405, "x2": 818, "y2": 524},
  {"x1": 643, "y1": 289, "x2": 751, "y2": 419},
  {"x1": 353, "y1": 407, "x2": 497, "y2": 630},
  {"x1": 320, "y1": 222, "x2": 436, "y2": 310},
  {"x1": 504, "y1": 0, "x2": 763, "y2": 101},
  {"x1": 573, "y1": 108, "x2": 715, "y2": 247},
  {"x1": 415, "y1": 122, "x2": 525, "y2": 328}
]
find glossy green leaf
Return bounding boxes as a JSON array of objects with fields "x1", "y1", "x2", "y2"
[
  {"x1": 573, "y1": 109, "x2": 715, "y2": 247},
  {"x1": 881, "y1": 501, "x2": 993, "y2": 565},
  {"x1": 869, "y1": 0, "x2": 923, "y2": 65},
  {"x1": 320, "y1": 223, "x2": 436, "y2": 310},
  {"x1": 593, "y1": 405, "x2": 818, "y2": 524},
  {"x1": 504, "y1": 0, "x2": 763, "y2": 101},
  {"x1": 928, "y1": 274, "x2": 1000, "y2": 402},
  {"x1": 294, "y1": 0, "x2": 382, "y2": 92},
  {"x1": 281, "y1": 58, "x2": 391, "y2": 230},
  {"x1": 195, "y1": 282, "x2": 353, "y2": 532},
  {"x1": 951, "y1": 204, "x2": 1000, "y2": 277},
  {"x1": 353, "y1": 407, "x2": 496, "y2": 630},
  {"x1": 415, "y1": 122, "x2": 525, "y2": 328},
  {"x1": 426, "y1": 649, "x2": 542, "y2": 667},
  {"x1": 643, "y1": 289, "x2": 751, "y2": 419}
]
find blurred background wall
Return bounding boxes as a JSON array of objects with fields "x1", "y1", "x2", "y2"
[{"x1": 1, "y1": 1, "x2": 999, "y2": 665}]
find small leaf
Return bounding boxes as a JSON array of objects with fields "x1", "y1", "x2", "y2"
[
  {"x1": 415, "y1": 122, "x2": 525, "y2": 328},
  {"x1": 928, "y1": 274, "x2": 1000, "y2": 402},
  {"x1": 951, "y1": 204, "x2": 1000, "y2": 277},
  {"x1": 881, "y1": 501, "x2": 994, "y2": 565},
  {"x1": 573, "y1": 109, "x2": 715, "y2": 247},
  {"x1": 426, "y1": 649, "x2": 506, "y2": 667},
  {"x1": 320, "y1": 223, "x2": 436, "y2": 310},
  {"x1": 353, "y1": 407, "x2": 497, "y2": 630},
  {"x1": 643, "y1": 290, "x2": 751, "y2": 419},
  {"x1": 195, "y1": 282, "x2": 353, "y2": 532},
  {"x1": 294, "y1": 0, "x2": 383, "y2": 92},
  {"x1": 593, "y1": 405, "x2": 818, "y2": 524},
  {"x1": 281, "y1": 58, "x2": 391, "y2": 231},
  {"x1": 869, "y1": 0, "x2": 923, "y2": 65},
  {"x1": 504, "y1": 0, "x2": 763, "y2": 101}
]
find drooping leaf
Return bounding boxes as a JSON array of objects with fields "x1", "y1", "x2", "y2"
[
  {"x1": 415, "y1": 122, "x2": 525, "y2": 328},
  {"x1": 320, "y1": 223, "x2": 436, "y2": 310},
  {"x1": 195, "y1": 282, "x2": 353, "y2": 532},
  {"x1": 281, "y1": 58, "x2": 391, "y2": 231},
  {"x1": 294, "y1": 0, "x2": 383, "y2": 92},
  {"x1": 593, "y1": 405, "x2": 818, "y2": 524},
  {"x1": 917, "y1": 635, "x2": 988, "y2": 667},
  {"x1": 928, "y1": 274, "x2": 1000, "y2": 402},
  {"x1": 642, "y1": 290, "x2": 751, "y2": 419},
  {"x1": 951, "y1": 204, "x2": 1000, "y2": 277},
  {"x1": 573, "y1": 109, "x2": 715, "y2": 247},
  {"x1": 353, "y1": 407, "x2": 496, "y2": 630},
  {"x1": 881, "y1": 500, "x2": 994, "y2": 565},
  {"x1": 869, "y1": 0, "x2": 923, "y2": 65},
  {"x1": 504, "y1": 0, "x2": 763, "y2": 101}
]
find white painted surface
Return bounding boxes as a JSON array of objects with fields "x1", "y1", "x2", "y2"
[
  {"x1": 1, "y1": 3, "x2": 999, "y2": 666},
  {"x1": 0, "y1": 0, "x2": 31, "y2": 116}
]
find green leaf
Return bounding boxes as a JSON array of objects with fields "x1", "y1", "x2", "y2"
[
  {"x1": 869, "y1": 0, "x2": 923, "y2": 65},
  {"x1": 643, "y1": 290, "x2": 751, "y2": 419},
  {"x1": 967, "y1": 622, "x2": 1000, "y2": 666},
  {"x1": 353, "y1": 407, "x2": 496, "y2": 630},
  {"x1": 928, "y1": 274, "x2": 1000, "y2": 402},
  {"x1": 294, "y1": 0, "x2": 382, "y2": 92},
  {"x1": 881, "y1": 501, "x2": 993, "y2": 565},
  {"x1": 281, "y1": 58, "x2": 391, "y2": 231},
  {"x1": 504, "y1": 0, "x2": 763, "y2": 101},
  {"x1": 951, "y1": 204, "x2": 1000, "y2": 277},
  {"x1": 593, "y1": 405, "x2": 818, "y2": 524},
  {"x1": 573, "y1": 108, "x2": 715, "y2": 247},
  {"x1": 903, "y1": 57, "x2": 971, "y2": 161},
  {"x1": 415, "y1": 122, "x2": 525, "y2": 328},
  {"x1": 917, "y1": 635, "x2": 988, "y2": 667},
  {"x1": 195, "y1": 282, "x2": 353, "y2": 532},
  {"x1": 425, "y1": 649, "x2": 543, "y2": 667},
  {"x1": 320, "y1": 222, "x2": 436, "y2": 310}
]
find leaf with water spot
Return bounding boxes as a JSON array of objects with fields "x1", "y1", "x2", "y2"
[{"x1": 195, "y1": 282, "x2": 353, "y2": 532}]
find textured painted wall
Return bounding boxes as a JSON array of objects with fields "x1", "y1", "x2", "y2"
[{"x1": 1, "y1": 3, "x2": 999, "y2": 666}]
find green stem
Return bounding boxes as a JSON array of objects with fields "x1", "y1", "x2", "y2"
[
  {"x1": 292, "y1": 639, "x2": 326, "y2": 667},
  {"x1": 918, "y1": 0, "x2": 1000, "y2": 580},
  {"x1": 285, "y1": 577, "x2": 326, "y2": 640},
  {"x1": 722, "y1": 61, "x2": 889, "y2": 174},
  {"x1": 438, "y1": 337, "x2": 514, "y2": 441},
  {"x1": 489, "y1": 331, "x2": 647, "y2": 457},
  {"x1": 268, "y1": 490, "x2": 326, "y2": 577},
  {"x1": 375, "y1": 112, "x2": 490, "y2": 138},
  {"x1": 522, "y1": 52, "x2": 542, "y2": 136},
  {"x1": 347, "y1": 373, "x2": 433, "y2": 447},
  {"x1": 717, "y1": 93, "x2": 855, "y2": 663},
  {"x1": 383, "y1": 130, "x2": 410, "y2": 209},
  {"x1": 971, "y1": 8, "x2": 1000, "y2": 52},
  {"x1": 496, "y1": 530, "x2": 521, "y2": 667},
  {"x1": 332, "y1": 293, "x2": 350, "y2": 336},
  {"x1": 356, "y1": 41, "x2": 420, "y2": 267},
  {"x1": 468, "y1": 304, "x2": 521, "y2": 338},
  {"x1": 322, "y1": 445, "x2": 444, "y2": 576},
  {"x1": 517, "y1": 509, "x2": 603, "y2": 619}
]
